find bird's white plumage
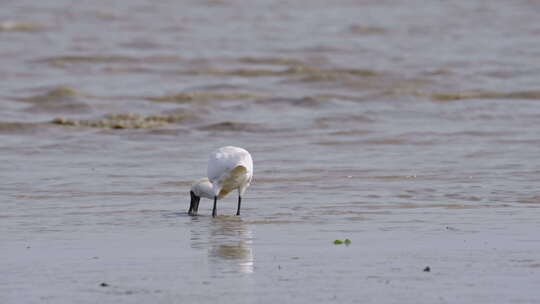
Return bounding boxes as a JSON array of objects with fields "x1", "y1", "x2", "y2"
[{"x1": 207, "y1": 146, "x2": 253, "y2": 197}]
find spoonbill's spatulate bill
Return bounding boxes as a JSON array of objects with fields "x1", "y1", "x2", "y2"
[{"x1": 189, "y1": 146, "x2": 253, "y2": 217}]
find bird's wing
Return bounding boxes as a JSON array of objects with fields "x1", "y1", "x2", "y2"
[{"x1": 207, "y1": 146, "x2": 253, "y2": 183}]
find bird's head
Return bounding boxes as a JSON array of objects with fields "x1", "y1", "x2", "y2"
[{"x1": 188, "y1": 178, "x2": 214, "y2": 216}]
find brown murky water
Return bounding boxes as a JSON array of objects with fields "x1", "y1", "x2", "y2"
[{"x1": 2, "y1": 1, "x2": 540, "y2": 303}]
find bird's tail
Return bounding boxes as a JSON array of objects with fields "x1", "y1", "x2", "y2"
[{"x1": 213, "y1": 165, "x2": 249, "y2": 198}]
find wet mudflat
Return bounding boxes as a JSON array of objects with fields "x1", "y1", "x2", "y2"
[{"x1": 2, "y1": 0, "x2": 540, "y2": 303}]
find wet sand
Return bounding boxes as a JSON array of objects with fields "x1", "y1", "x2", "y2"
[{"x1": 2, "y1": 0, "x2": 540, "y2": 303}]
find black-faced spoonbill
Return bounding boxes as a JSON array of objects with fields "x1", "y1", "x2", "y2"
[{"x1": 189, "y1": 146, "x2": 253, "y2": 217}]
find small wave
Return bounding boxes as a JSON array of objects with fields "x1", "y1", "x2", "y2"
[
  {"x1": 298, "y1": 45, "x2": 347, "y2": 53},
  {"x1": 16, "y1": 87, "x2": 85, "y2": 103},
  {"x1": 245, "y1": 220, "x2": 304, "y2": 225},
  {"x1": 158, "y1": 181, "x2": 194, "y2": 187},
  {"x1": 315, "y1": 93, "x2": 373, "y2": 102},
  {"x1": 26, "y1": 102, "x2": 90, "y2": 114},
  {"x1": 447, "y1": 131, "x2": 511, "y2": 137},
  {"x1": 197, "y1": 121, "x2": 267, "y2": 132},
  {"x1": 203, "y1": 0, "x2": 230, "y2": 6},
  {"x1": 179, "y1": 68, "x2": 282, "y2": 77},
  {"x1": 287, "y1": 66, "x2": 378, "y2": 82},
  {"x1": 102, "y1": 67, "x2": 157, "y2": 74},
  {"x1": 51, "y1": 113, "x2": 197, "y2": 129},
  {"x1": 254, "y1": 176, "x2": 321, "y2": 183},
  {"x1": 326, "y1": 130, "x2": 372, "y2": 136},
  {"x1": 416, "y1": 90, "x2": 540, "y2": 101},
  {"x1": 519, "y1": 196, "x2": 540, "y2": 204},
  {"x1": 0, "y1": 122, "x2": 40, "y2": 133},
  {"x1": 40, "y1": 56, "x2": 139, "y2": 67},
  {"x1": 186, "y1": 84, "x2": 244, "y2": 91},
  {"x1": 0, "y1": 21, "x2": 45, "y2": 32},
  {"x1": 256, "y1": 96, "x2": 326, "y2": 107},
  {"x1": 39, "y1": 55, "x2": 182, "y2": 67},
  {"x1": 316, "y1": 138, "x2": 407, "y2": 146},
  {"x1": 396, "y1": 203, "x2": 497, "y2": 209},
  {"x1": 237, "y1": 56, "x2": 305, "y2": 66},
  {"x1": 348, "y1": 24, "x2": 386, "y2": 35},
  {"x1": 178, "y1": 65, "x2": 378, "y2": 81},
  {"x1": 315, "y1": 114, "x2": 375, "y2": 127},
  {"x1": 147, "y1": 91, "x2": 262, "y2": 103},
  {"x1": 369, "y1": 175, "x2": 418, "y2": 180}
]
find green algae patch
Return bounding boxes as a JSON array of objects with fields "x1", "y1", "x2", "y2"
[
  {"x1": 147, "y1": 92, "x2": 262, "y2": 103},
  {"x1": 334, "y1": 239, "x2": 352, "y2": 245},
  {"x1": 51, "y1": 113, "x2": 195, "y2": 129}
]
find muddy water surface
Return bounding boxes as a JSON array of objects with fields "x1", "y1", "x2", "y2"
[{"x1": 2, "y1": 1, "x2": 540, "y2": 303}]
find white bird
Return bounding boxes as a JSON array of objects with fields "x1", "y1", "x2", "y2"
[{"x1": 189, "y1": 146, "x2": 253, "y2": 217}]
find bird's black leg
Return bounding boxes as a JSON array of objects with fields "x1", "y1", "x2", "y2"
[
  {"x1": 189, "y1": 191, "x2": 200, "y2": 216},
  {"x1": 212, "y1": 196, "x2": 217, "y2": 217},
  {"x1": 194, "y1": 200, "x2": 199, "y2": 214},
  {"x1": 236, "y1": 196, "x2": 242, "y2": 216}
]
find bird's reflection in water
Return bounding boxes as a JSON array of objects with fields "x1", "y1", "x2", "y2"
[{"x1": 190, "y1": 216, "x2": 254, "y2": 274}]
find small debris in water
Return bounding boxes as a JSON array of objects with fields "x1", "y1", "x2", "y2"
[
  {"x1": 334, "y1": 239, "x2": 344, "y2": 245},
  {"x1": 100, "y1": 282, "x2": 109, "y2": 287},
  {"x1": 423, "y1": 266, "x2": 431, "y2": 272}
]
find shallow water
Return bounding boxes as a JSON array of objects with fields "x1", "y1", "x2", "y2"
[{"x1": 2, "y1": 0, "x2": 540, "y2": 303}]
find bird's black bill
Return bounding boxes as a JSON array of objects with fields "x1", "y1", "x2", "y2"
[{"x1": 188, "y1": 191, "x2": 200, "y2": 216}]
